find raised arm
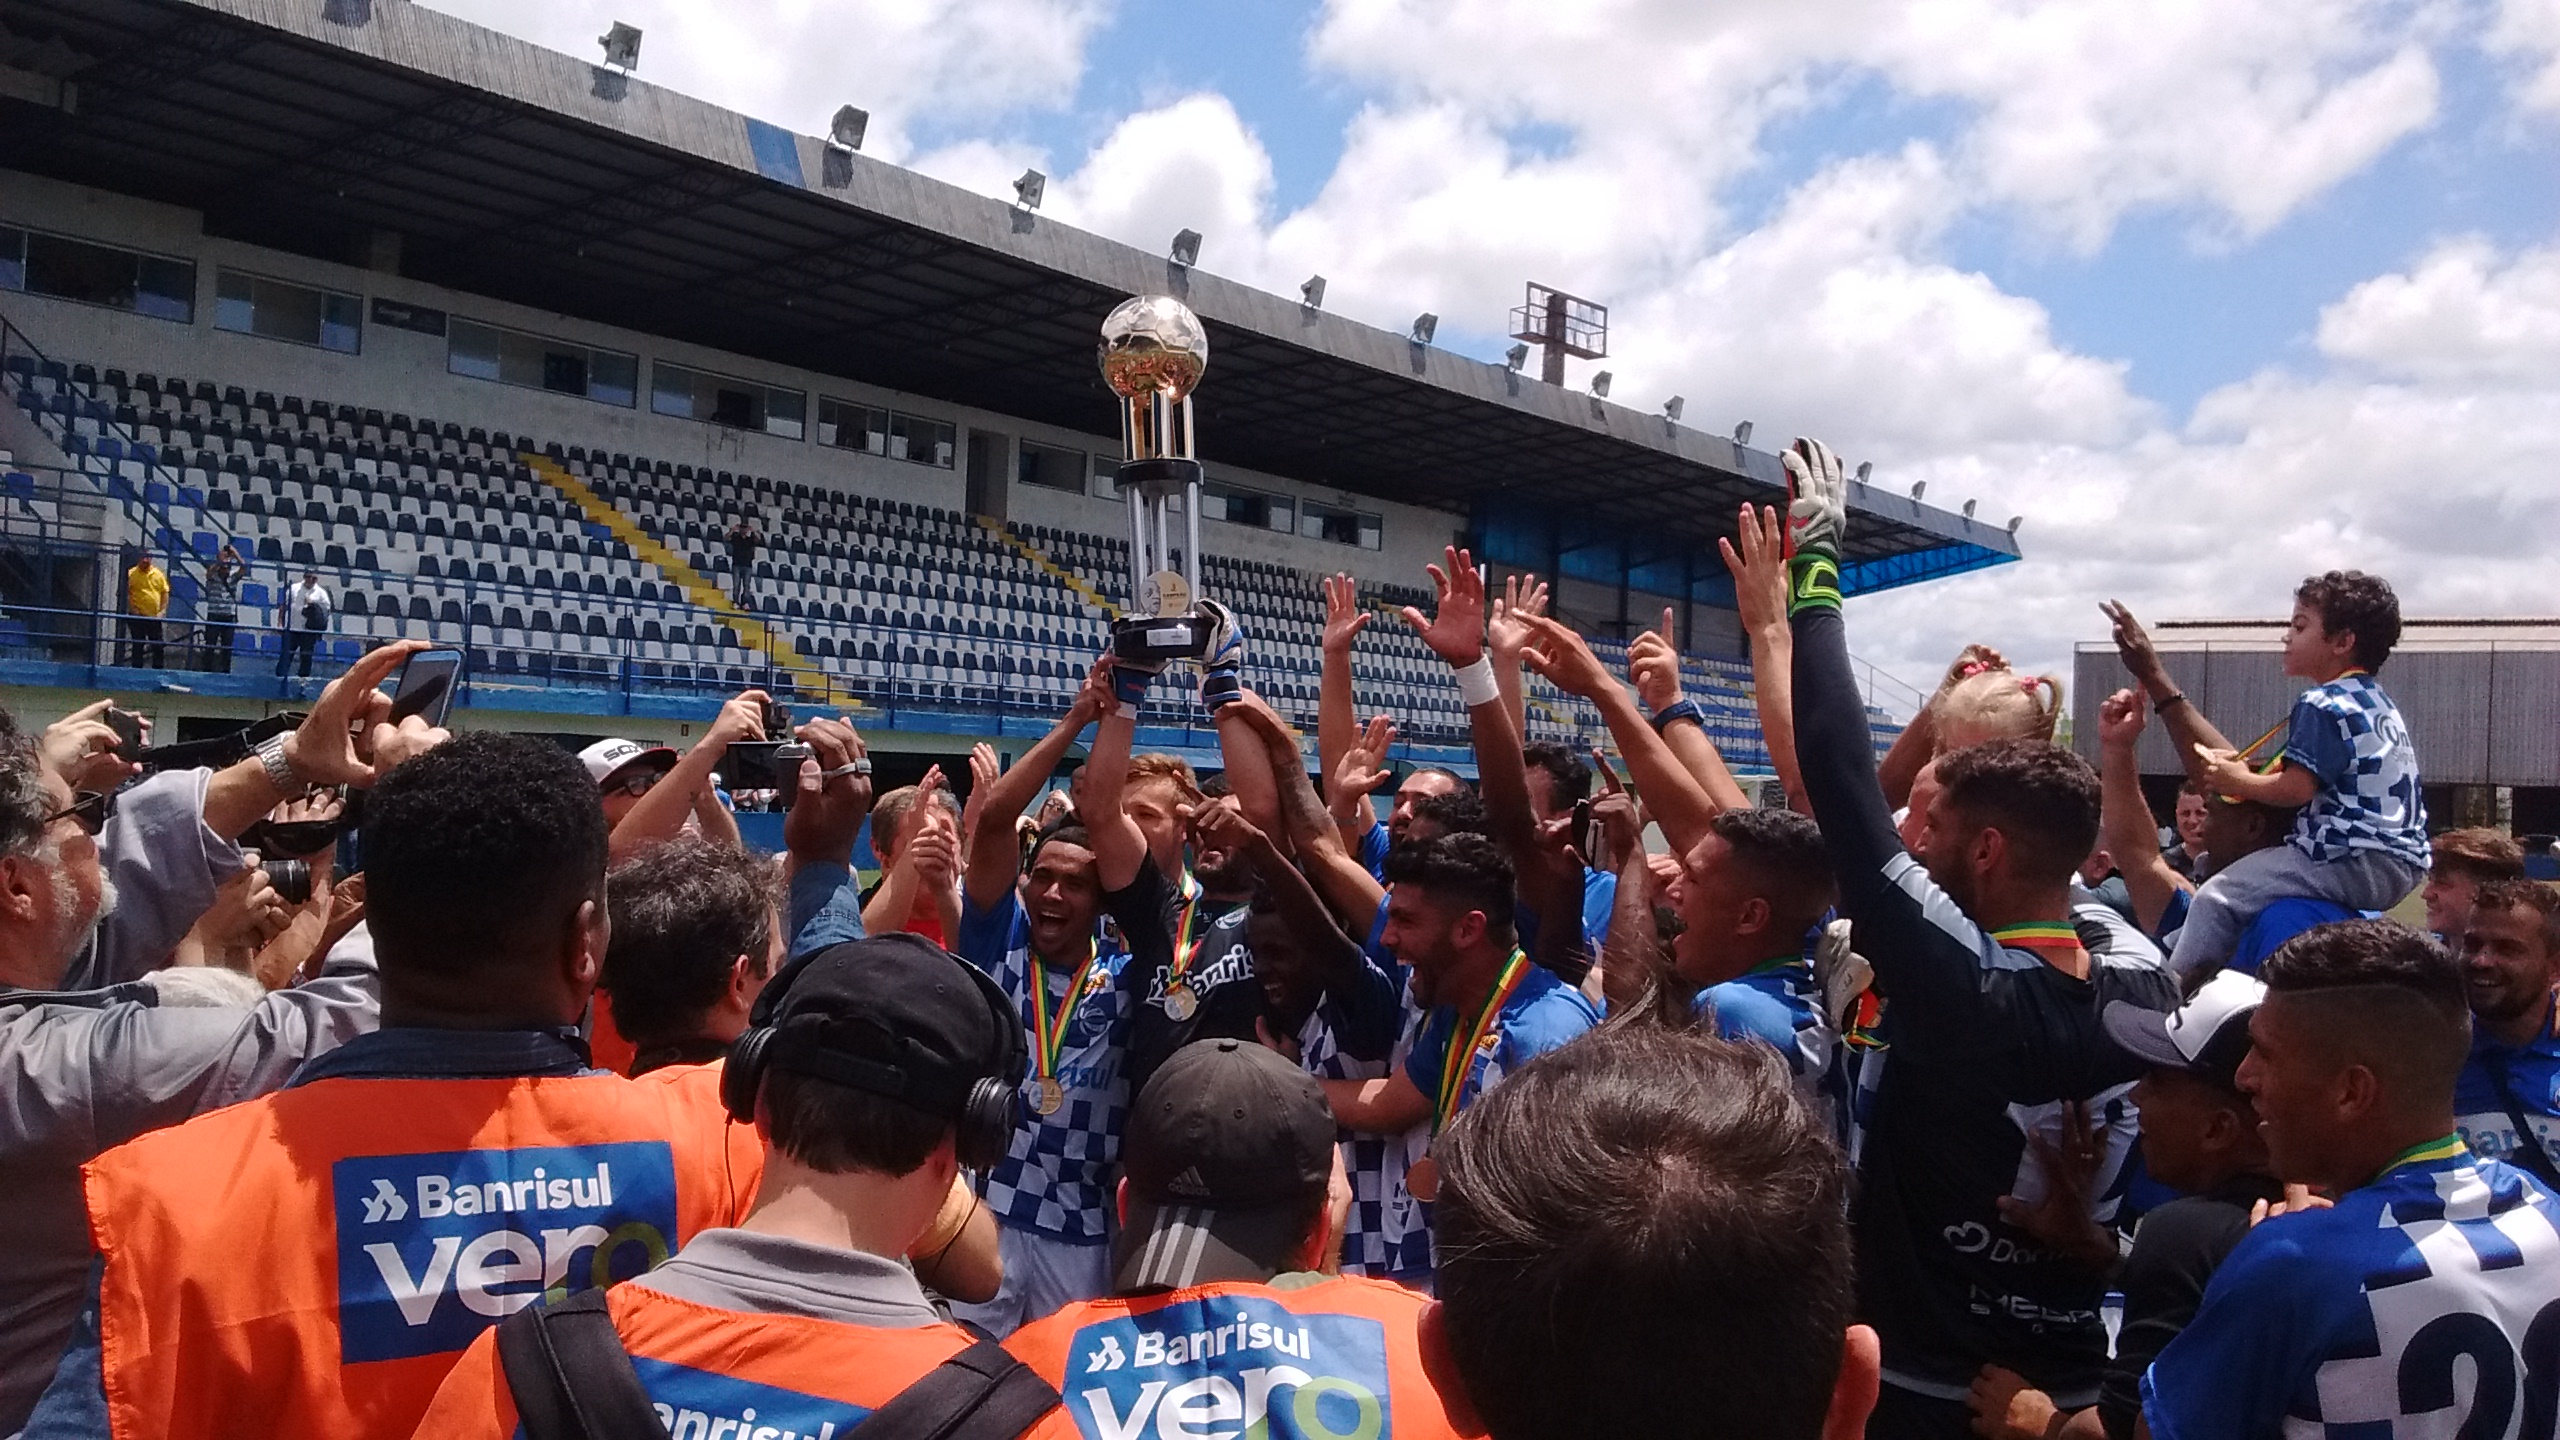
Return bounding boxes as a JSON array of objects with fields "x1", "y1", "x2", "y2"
[
  {"x1": 963, "y1": 663, "x2": 1108, "y2": 909},
  {"x1": 1327, "y1": 714, "x2": 1398, "y2": 845},
  {"x1": 1197, "y1": 799, "x2": 1364, "y2": 993},
  {"x1": 1518, "y1": 615, "x2": 1723, "y2": 856},
  {"x1": 2102, "y1": 600, "x2": 2239, "y2": 790},
  {"x1": 1626, "y1": 606, "x2": 1750, "y2": 814},
  {"x1": 861, "y1": 765, "x2": 941, "y2": 937},
  {"x1": 1083, "y1": 663, "x2": 1150, "y2": 893},
  {"x1": 2095, "y1": 689, "x2": 2191, "y2": 934},
  {"x1": 614, "y1": 688, "x2": 766, "y2": 863},
  {"x1": 1487, "y1": 572, "x2": 1549, "y2": 743},
  {"x1": 1235, "y1": 696, "x2": 1388, "y2": 927},
  {"x1": 1318, "y1": 573, "x2": 1376, "y2": 839},
  {"x1": 1401, "y1": 548, "x2": 1570, "y2": 898},
  {"x1": 1720, "y1": 504, "x2": 1808, "y2": 809},
  {"x1": 1783, "y1": 439, "x2": 1930, "y2": 906}
]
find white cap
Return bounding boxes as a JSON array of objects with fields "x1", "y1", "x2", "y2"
[
  {"x1": 2102, "y1": 968, "x2": 2266, "y2": 1087},
  {"x1": 577, "y1": 737, "x2": 677, "y2": 786}
]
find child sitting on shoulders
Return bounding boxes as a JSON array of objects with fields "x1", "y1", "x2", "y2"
[{"x1": 2169, "y1": 570, "x2": 2428, "y2": 975}]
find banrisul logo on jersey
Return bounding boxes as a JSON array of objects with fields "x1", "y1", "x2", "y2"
[
  {"x1": 1066, "y1": 1295, "x2": 1393, "y2": 1440},
  {"x1": 330, "y1": 1141, "x2": 680, "y2": 1363},
  {"x1": 626, "y1": 1354, "x2": 865, "y2": 1440}
]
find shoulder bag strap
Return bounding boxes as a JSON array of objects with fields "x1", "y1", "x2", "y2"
[
  {"x1": 850, "y1": 1337, "x2": 1063, "y2": 1440},
  {"x1": 495, "y1": 1291, "x2": 671, "y2": 1440}
]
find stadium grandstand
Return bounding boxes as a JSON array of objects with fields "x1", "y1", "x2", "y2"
[{"x1": 0, "y1": 0, "x2": 2015, "y2": 791}]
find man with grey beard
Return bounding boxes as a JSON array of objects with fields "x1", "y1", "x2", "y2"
[{"x1": 0, "y1": 642, "x2": 447, "y2": 1434}]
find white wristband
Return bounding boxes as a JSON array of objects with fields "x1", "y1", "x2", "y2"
[{"x1": 1453, "y1": 655, "x2": 1500, "y2": 707}]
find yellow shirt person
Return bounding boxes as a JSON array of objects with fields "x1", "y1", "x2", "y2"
[{"x1": 125, "y1": 558, "x2": 168, "y2": 619}]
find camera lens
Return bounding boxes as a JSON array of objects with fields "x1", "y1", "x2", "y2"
[{"x1": 262, "y1": 858, "x2": 313, "y2": 906}]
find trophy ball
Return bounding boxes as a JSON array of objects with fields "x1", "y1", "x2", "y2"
[{"x1": 1099, "y1": 295, "x2": 1209, "y2": 404}]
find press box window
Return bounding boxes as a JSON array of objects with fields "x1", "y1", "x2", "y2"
[
  {"x1": 0, "y1": 226, "x2": 194, "y2": 323},
  {"x1": 887, "y1": 412, "x2": 956, "y2": 468},
  {"x1": 1018, "y1": 440, "x2": 1087, "y2": 493},
  {"x1": 1204, "y1": 480, "x2": 1292, "y2": 533},
  {"x1": 654, "y1": 361, "x2": 806, "y2": 440},
  {"x1": 215, "y1": 270, "x2": 361, "y2": 353},
  {"x1": 448, "y1": 319, "x2": 637, "y2": 407},
  {"x1": 818, "y1": 397, "x2": 888, "y2": 454},
  {"x1": 1301, "y1": 498, "x2": 1383, "y2": 550}
]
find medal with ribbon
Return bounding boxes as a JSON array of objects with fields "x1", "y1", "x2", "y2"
[
  {"x1": 1162, "y1": 871, "x2": 1204, "y2": 1023},
  {"x1": 1028, "y1": 945, "x2": 1105, "y2": 1118},
  {"x1": 1407, "y1": 949, "x2": 1529, "y2": 1204}
]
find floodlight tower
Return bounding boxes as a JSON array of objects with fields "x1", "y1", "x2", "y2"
[{"x1": 1507, "y1": 283, "x2": 1609, "y2": 387}]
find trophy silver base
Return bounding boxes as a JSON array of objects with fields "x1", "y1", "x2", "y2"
[{"x1": 1113, "y1": 613, "x2": 1212, "y2": 664}]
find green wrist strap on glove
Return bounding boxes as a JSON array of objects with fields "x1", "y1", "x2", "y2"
[
  {"x1": 1782, "y1": 438, "x2": 1849, "y2": 617},
  {"x1": 1788, "y1": 554, "x2": 1841, "y2": 615}
]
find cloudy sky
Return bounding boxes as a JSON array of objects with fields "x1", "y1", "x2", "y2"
[{"x1": 422, "y1": 0, "x2": 2560, "y2": 694}]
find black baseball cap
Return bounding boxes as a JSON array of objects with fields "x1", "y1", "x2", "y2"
[
  {"x1": 2101, "y1": 968, "x2": 2265, "y2": 1092},
  {"x1": 757, "y1": 934, "x2": 1014, "y2": 1119},
  {"x1": 1113, "y1": 1038, "x2": 1337, "y2": 1292}
]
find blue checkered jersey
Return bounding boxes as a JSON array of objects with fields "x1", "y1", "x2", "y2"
[
  {"x1": 2142, "y1": 1145, "x2": 2560, "y2": 1440},
  {"x1": 1696, "y1": 954, "x2": 1841, "y2": 1128},
  {"x1": 955, "y1": 893, "x2": 1132, "y2": 1244},
  {"x1": 2454, "y1": 1012, "x2": 2560, "y2": 1185},
  {"x1": 2282, "y1": 675, "x2": 2428, "y2": 867},
  {"x1": 1299, "y1": 1003, "x2": 1431, "y2": 1279},
  {"x1": 1402, "y1": 963, "x2": 1599, "y2": 1119}
]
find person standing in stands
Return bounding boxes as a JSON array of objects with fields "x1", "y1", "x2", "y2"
[
  {"x1": 2453, "y1": 878, "x2": 2560, "y2": 1188},
  {"x1": 21, "y1": 733, "x2": 755, "y2": 1440},
  {"x1": 120, "y1": 547, "x2": 166, "y2": 669},
  {"x1": 2140, "y1": 920, "x2": 2560, "y2": 1440},
  {"x1": 199, "y1": 542, "x2": 245, "y2": 673},
  {"x1": 1779, "y1": 438, "x2": 2175, "y2": 1438},
  {"x1": 725, "y1": 513, "x2": 762, "y2": 605},
  {"x1": 415, "y1": 935, "x2": 1071, "y2": 1440},
  {"x1": 276, "y1": 565, "x2": 331, "y2": 679},
  {"x1": 1006, "y1": 1037, "x2": 1469, "y2": 1440}
]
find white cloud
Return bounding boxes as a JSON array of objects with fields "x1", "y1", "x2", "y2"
[
  {"x1": 2490, "y1": 0, "x2": 2560, "y2": 112},
  {"x1": 413, "y1": 0, "x2": 1109, "y2": 160},
  {"x1": 1848, "y1": 235, "x2": 2560, "y2": 687},
  {"x1": 1045, "y1": 94, "x2": 1278, "y2": 276},
  {"x1": 2316, "y1": 237, "x2": 2560, "y2": 385},
  {"x1": 1609, "y1": 146, "x2": 2153, "y2": 459},
  {"x1": 1307, "y1": 0, "x2": 2446, "y2": 251}
]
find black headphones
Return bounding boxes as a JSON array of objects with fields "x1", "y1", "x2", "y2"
[{"x1": 720, "y1": 940, "x2": 1028, "y2": 1172}]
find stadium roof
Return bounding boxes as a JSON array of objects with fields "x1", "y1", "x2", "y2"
[{"x1": 0, "y1": 0, "x2": 2018, "y2": 597}]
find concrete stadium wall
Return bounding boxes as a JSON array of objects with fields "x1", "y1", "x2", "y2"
[{"x1": 0, "y1": 167, "x2": 1462, "y2": 588}]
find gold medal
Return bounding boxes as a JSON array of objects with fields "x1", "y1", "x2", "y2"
[
  {"x1": 1032, "y1": 1077, "x2": 1066, "y2": 1116},
  {"x1": 1163, "y1": 984, "x2": 1199, "y2": 1022},
  {"x1": 1406, "y1": 1156, "x2": 1440, "y2": 1204}
]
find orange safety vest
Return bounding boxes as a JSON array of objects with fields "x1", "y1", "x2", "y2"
[
  {"x1": 416, "y1": 1275, "x2": 1082, "y2": 1440},
  {"x1": 83, "y1": 1064, "x2": 757, "y2": 1440},
  {"x1": 1006, "y1": 1275, "x2": 1465, "y2": 1440}
]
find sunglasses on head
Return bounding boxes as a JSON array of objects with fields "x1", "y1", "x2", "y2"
[{"x1": 46, "y1": 790, "x2": 111, "y2": 836}]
